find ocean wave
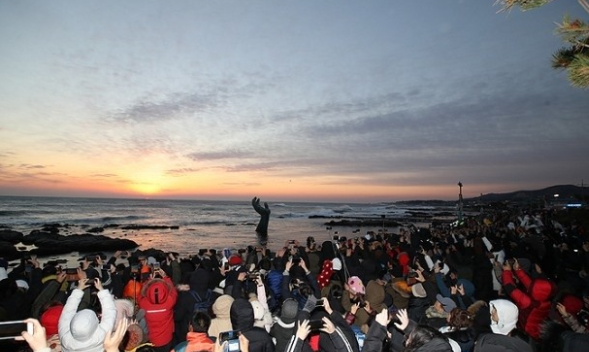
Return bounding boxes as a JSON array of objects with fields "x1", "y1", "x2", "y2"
[
  {"x1": 0, "y1": 210, "x2": 54, "y2": 216},
  {"x1": 101, "y1": 215, "x2": 145, "y2": 222},
  {"x1": 273, "y1": 203, "x2": 287, "y2": 207}
]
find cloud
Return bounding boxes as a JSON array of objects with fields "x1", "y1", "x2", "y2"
[
  {"x1": 90, "y1": 173, "x2": 118, "y2": 178},
  {"x1": 186, "y1": 149, "x2": 251, "y2": 161},
  {"x1": 165, "y1": 167, "x2": 203, "y2": 177},
  {"x1": 19, "y1": 164, "x2": 47, "y2": 169},
  {"x1": 115, "y1": 91, "x2": 224, "y2": 123}
]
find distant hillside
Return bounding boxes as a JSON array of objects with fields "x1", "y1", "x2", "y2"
[{"x1": 472, "y1": 185, "x2": 586, "y2": 203}]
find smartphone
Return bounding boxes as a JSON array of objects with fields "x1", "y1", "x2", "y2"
[
  {"x1": 288, "y1": 240, "x2": 296, "y2": 245},
  {"x1": 309, "y1": 319, "x2": 324, "y2": 330},
  {"x1": 65, "y1": 268, "x2": 79, "y2": 282},
  {"x1": 219, "y1": 330, "x2": 240, "y2": 352},
  {"x1": 152, "y1": 262, "x2": 160, "y2": 270},
  {"x1": 102, "y1": 264, "x2": 111, "y2": 271},
  {"x1": 0, "y1": 320, "x2": 33, "y2": 340}
]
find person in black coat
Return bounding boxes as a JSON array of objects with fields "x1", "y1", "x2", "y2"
[
  {"x1": 230, "y1": 298, "x2": 275, "y2": 352},
  {"x1": 173, "y1": 268, "x2": 216, "y2": 345}
]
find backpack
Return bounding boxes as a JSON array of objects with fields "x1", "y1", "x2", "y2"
[{"x1": 189, "y1": 289, "x2": 212, "y2": 314}]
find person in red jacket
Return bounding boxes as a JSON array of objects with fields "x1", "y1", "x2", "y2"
[
  {"x1": 502, "y1": 259, "x2": 556, "y2": 341},
  {"x1": 138, "y1": 268, "x2": 178, "y2": 352}
]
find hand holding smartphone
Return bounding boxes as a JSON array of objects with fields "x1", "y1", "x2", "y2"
[
  {"x1": 0, "y1": 320, "x2": 33, "y2": 340},
  {"x1": 219, "y1": 330, "x2": 240, "y2": 352}
]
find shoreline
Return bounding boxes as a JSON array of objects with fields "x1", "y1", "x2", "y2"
[{"x1": 1, "y1": 214, "x2": 439, "y2": 268}]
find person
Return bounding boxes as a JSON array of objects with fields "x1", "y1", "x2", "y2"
[
  {"x1": 138, "y1": 268, "x2": 178, "y2": 352},
  {"x1": 283, "y1": 317, "x2": 354, "y2": 352},
  {"x1": 230, "y1": 298, "x2": 274, "y2": 352},
  {"x1": 58, "y1": 277, "x2": 117, "y2": 352},
  {"x1": 502, "y1": 259, "x2": 555, "y2": 341},
  {"x1": 171, "y1": 312, "x2": 215, "y2": 352},
  {"x1": 384, "y1": 308, "x2": 453, "y2": 352},
  {"x1": 208, "y1": 294, "x2": 234, "y2": 341},
  {"x1": 270, "y1": 298, "x2": 299, "y2": 352}
]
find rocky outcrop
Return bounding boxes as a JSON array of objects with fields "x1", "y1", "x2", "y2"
[{"x1": 22, "y1": 230, "x2": 138, "y2": 256}]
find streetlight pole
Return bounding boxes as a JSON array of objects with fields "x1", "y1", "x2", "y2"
[{"x1": 458, "y1": 182, "x2": 464, "y2": 222}]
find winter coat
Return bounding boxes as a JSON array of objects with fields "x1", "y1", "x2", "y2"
[
  {"x1": 230, "y1": 298, "x2": 275, "y2": 352},
  {"x1": 58, "y1": 288, "x2": 116, "y2": 352},
  {"x1": 270, "y1": 317, "x2": 295, "y2": 352},
  {"x1": 208, "y1": 294, "x2": 234, "y2": 340},
  {"x1": 171, "y1": 331, "x2": 214, "y2": 352},
  {"x1": 174, "y1": 269, "x2": 215, "y2": 344},
  {"x1": 474, "y1": 333, "x2": 532, "y2": 352},
  {"x1": 502, "y1": 268, "x2": 555, "y2": 340},
  {"x1": 138, "y1": 276, "x2": 178, "y2": 347}
]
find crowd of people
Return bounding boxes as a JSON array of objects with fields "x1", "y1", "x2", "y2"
[{"x1": 1, "y1": 207, "x2": 589, "y2": 352}]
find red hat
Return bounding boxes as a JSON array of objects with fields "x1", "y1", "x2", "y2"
[
  {"x1": 561, "y1": 294, "x2": 584, "y2": 316},
  {"x1": 228, "y1": 255, "x2": 243, "y2": 266},
  {"x1": 40, "y1": 305, "x2": 63, "y2": 336}
]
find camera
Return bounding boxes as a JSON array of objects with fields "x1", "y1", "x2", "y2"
[
  {"x1": 247, "y1": 272, "x2": 260, "y2": 280},
  {"x1": 219, "y1": 330, "x2": 240, "y2": 352},
  {"x1": 65, "y1": 268, "x2": 79, "y2": 282}
]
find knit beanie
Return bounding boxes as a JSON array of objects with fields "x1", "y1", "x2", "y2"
[
  {"x1": 280, "y1": 299, "x2": 298, "y2": 324},
  {"x1": 40, "y1": 305, "x2": 63, "y2": 336},
  {"x1": 347, "y1": 276, "x2": 365, "y2": 295},
  {"x1": 411, "y1": 283, "x2": 427, "y2": 298},
  {"x1": 228, "y1": 255, "x2": 242, "y2": 266},
  {"x1": 561, "y1": 294, "x2": 584, "y2": 316}
]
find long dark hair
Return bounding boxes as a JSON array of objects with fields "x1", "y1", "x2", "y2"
[{"x1": 404, "y1": 325, "x2": 448, "y2": 352}]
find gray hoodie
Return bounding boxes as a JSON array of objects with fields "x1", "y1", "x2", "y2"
[{"x1": 58, "y1": 288, "x2": 116, "y2": 352}]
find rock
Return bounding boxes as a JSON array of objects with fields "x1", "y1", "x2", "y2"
[
  {"x1": 0, "y1": 230, "x2": 24, "y2": 244},
  {"x1": 0, "y1": 240, "x2": 19, "y2": 260},
  {"x1": 120, "y1": 225, "x2": 177, "y2": 230},
  {"x1": 23, "y1": 232, "x2": 138, "y2": 256}
]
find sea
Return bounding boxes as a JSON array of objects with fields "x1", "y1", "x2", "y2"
[{"x1": 0, "y1": 196, "x2": 456, "y2": 259}]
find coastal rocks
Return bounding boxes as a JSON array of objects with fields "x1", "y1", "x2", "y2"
[
  {"x1": 22, "y1": 230, "x2": 138, "y2": 256},
  {"x1": 120, "y1": 225, "x2": 180, "y2": 230},
  {"x1": 323, "y1": 219, "x2": 402, "y2": 228},
  {"x1": 0, "y1": 240, "x2": 19, "y2": 260},
  {"x1": 0, "y1": 229, "x2": 24, "y2": 244}
]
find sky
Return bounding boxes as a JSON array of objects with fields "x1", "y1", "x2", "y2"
[{"x1": 0, "y1": 0, "x2": 588, "y2": 203}]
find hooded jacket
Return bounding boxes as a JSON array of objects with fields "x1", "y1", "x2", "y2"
[
  {"x1": 230, "y1": 298, "x2": 274, "y2": 352},
  {"x1": 138, "y1": 276, "x2": 178, "y2": 347},
  {"x1": 489, "y1": 299, "x2": 518, "y2": 335},
  {"x1": 208, "y1": 294, "x2": 234, "y2": 340},
  {"x1": 58, "y1": 288, "x2": 116, "y2": 352},
  {"x1": 171, "y1": 331, "x2": 214, "y2": 352},
  {"x1": 174, "y1": 269, "x2": 214, "y2": 343},
  {"x1": 502, "y1": 268, "x2": 554, "y2": 340}
]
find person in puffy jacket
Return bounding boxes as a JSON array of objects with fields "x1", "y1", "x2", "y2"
[
  {"x1": 58, "y1": 278, "x2": 116, "y2": 352},
  {"x1": 502, "y1": 259, "x2": 555, "y2": 341},
  {"x1": 138, "y1": 269, "x2": 178, "y2": 352}
]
